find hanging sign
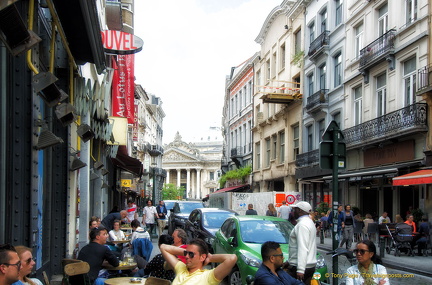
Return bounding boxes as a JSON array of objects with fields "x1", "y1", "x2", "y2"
[{"x1": 101, "y1": 30, "x2": 143, "y2": 54}]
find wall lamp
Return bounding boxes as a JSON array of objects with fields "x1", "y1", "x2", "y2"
[
  {"x1": 55, "y1": 102, "x2": 77, "y2": 126},
  {"x1": 33, "y1": 72, "x2": 68, "y2": 107},
  {"x1": 101, "y1": 168, "x2": 109, "y2": 176},
  {"x1": 77, "y1": 123, "x2": 95, "y2": 143},
  {"x1": 34, "y1": 119, "x2": 63, "y2": 150},
  {"x1": 94, "y1": 161, "x2": 104, "y2": 170},
  {"x1": 90, "y1": 168, "x2": 100, "y2": 180},
  {"x1": 69, "y1": 148, "x2": 87, "y2": 171}
]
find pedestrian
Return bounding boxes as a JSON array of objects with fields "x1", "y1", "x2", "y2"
[
  {"x1": 156, "y1": 200, "x2": 168, "y2": 236},
  {"x1": 12, "y1": 246, "x2": 43, "y2": 285},
  {"x1": 0, "y1": 244, "x2": 20, "y2": 285},
  {"x1": 287, "y1": 201, "x2": 317, "y2": 285},
  {"x1": 245, "y1": 204, "x2": 257, "y2": 215},
  {"x1": 101, "y1": 210, "x2": 127, "y2": 232},
  {"x1": 254, "y1": 241, "x2": 302, "y2": 285},
  {"x1": 125, "y1": 200, "x2": 138, "y2": 223},
  {"x1": 339, "y1": 204, "x2": 356, "y2": 249},
  {"x1": 77, "y1": 227, "x2": 119, "y2": 285},
  {"x1": 344, "y1": 240, "x2": 389, "y2": 285},
  {"x1": 416, "y1": 217, "x2": 430, "y2": 256},
  {"x1": 266, "y1": 203, "x2": 277, "y2": 217},
  {"x1": 277, "y1": 200, "x2": 291, "y2": 220},
  {"x1": 160, "y1": 238, "x2": 237, "y2": 284},
  {"x1": 142, "y1": 200, "x2": 158, "y2": 237}
]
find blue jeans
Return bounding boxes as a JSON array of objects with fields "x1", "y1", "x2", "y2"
[{"x1": 94, "y1": 278, "x2": 106, "y2": 285}]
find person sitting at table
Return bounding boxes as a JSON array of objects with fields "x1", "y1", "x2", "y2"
[
  {"x1": 101, "y1": 211, "x2": 127, "y2": 232},
  {"x1": 11, "y1": 246, "x2": 43, "y2": 285},
  {"x1": 130, "y1": 219, "x2": 150, "y2": 245},
  {"x1": 89, "y1": 220, "x2": 98, "y2": 230},
  {"x1": 133, "y1": 234, "x2": 175, "y2": 281},
  {"x1": 77, "y1": 226, "x2": 119, "y2": 285},
  {"x1": 405, "y1": 214, "x2": 417, "y2": 233},
  {"x1": 416, "y1": 217, "x2": 431, "y2": 256},
  {"x1": 160, "y1": 238, "x2": 237, "y2": 284},
  {"x1": 108, "y1": 220, "x2": 126, "y2": 252}
]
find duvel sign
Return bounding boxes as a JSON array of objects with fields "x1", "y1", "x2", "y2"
[{"x1": 101, "y1": 30, "x2": 143, "y2": 54}]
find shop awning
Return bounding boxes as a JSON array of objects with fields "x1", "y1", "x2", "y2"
[
  {"x1": 392, "y1": 170, "x2": 432, "y2": 186},
  {"x1": 210, "y1": 184, "x2": 250, "y2": 195},
  {"x1": 111, "y1": 146, "x2": 143, "y2": 177}
]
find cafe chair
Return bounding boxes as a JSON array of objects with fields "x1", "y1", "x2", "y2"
[
  {"x1": 145, "y1": 276, "x2": 171, "y2": 285},
  {"x1": 63, "y1": 261, "x2": 91, "y2": 285},
  {"x1": 42, "y1": 271, "x2": 50, "y2": 285}
]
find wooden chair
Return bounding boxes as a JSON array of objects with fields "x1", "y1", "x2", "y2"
[
  {"x1": 145, "y1": 276, "x2": 171, "y2": 285},
  {"x1": 63, "y1": 261, "x2": 91, "y2": 285},
  {"x1": 42, "y1": 271, "x2": 50, "y2": 285}
]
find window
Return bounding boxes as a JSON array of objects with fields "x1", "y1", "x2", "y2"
[
  {"x1": 248, "y1": 81, "x2": 252, "y2": 103},
  {"x1": 239, "y1": 126, "x2": 243, "y2": 150},
  {"x1": 404, "y1": 57, "x2": 416, "y2": 106},
  {"x1": 280, "y1": 131, "x2": 286, "y2": 163},
  {"x1": 247, "y1": 121, "x2": 252, "y2": 152},
  {"x1": 320, "y1": 9, "x2": 327, "y2": 33},
  {"x1": 210, "y1": 172, "x2": 215, "y2": 180},
  {"x1": 255, "y1": 142, "x2": 261, "y2": 169},
  {"x1": 292, "y1": 127, "x2": 298, "y2": 160},
  {"x1": 319, "y1": 64, "x2": 326, "y2": 89},
  {"x1": 376, "y1": 73, "x2": 387, "y2": 116},
  {"x1": 318, "y1": 120, "x2": 325, "y2": 142},
  {"x1": 234, "y1": 94, "x2": 238, "y2": 114},
  {"x1": 243, "y1": 123, "x2": 247, "y2": 153},
  {"x1": 354, "y1": 86, "x2": 362, "y2": 125},
  {"x1": 272, "y1": 135, "x2": 277, "y2": 160},
  {"x1": 256, "y1": 70, "x2": 261, "y2": 87},
  {"x1": 266, "y1": 59, "x2": 271, "y2": 81},
  {"x1": 335, "y1": 0, "x2": 343, "y2": 26},
  {"x1": 307, "y1": 125, "x2": 313, "y2": 151},
  {"x1": 265, "y1": 138, "x2": 271, "y2": 167},
  {"x1": 355, "y1": 23, "x2": 363, "y2": 59},
  {"x1": 309, "y1": 23, "x2": 315, "y2": 44},
  {"x1": 406, "y1": 0, "x2": 417, "y2": 24},
  {"x1": 378, "y1": 4, "x2": 388, "y2": 36},
  {"x1": 295, "y1": 29, "x2": 302, "y2": 54},
  {"x1": 239, "y1": 90, "x2": 243, "y2": 110},
  {"x1": 307, "y1": 73, "x2": 314, "y2": 96},
  {"x1": 272, "y1": 53, "x2": 276, "y2": 78},
  {"x1": 280, "y1": 44, "x2": 286, "y2": 69},
  {"x1": 230, "y1": 98, "x2": 234, "y2": 118},
  {"x1": 334, "y1": 53, "x2": 342, "y2": 87}
]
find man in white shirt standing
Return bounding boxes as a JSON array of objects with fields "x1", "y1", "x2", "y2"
[
  {"x1": 142, "y1": 200, "x2": 158, "y2": 239},
  {"x1": 287, "y1": 201, "x2": 317, "y2": 285},
  {"x1": 278, "y1": 200, "x2": 291, "y2": 220}
]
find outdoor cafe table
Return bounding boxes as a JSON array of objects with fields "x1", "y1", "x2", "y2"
[
  {"x1": 111, "y1": 240, "x2": 130, "y2": 244},
  {"x1": 104, "y1": 277, "x2": 146, "y2": 285},
  {"x1": 103, "y1": 262, "x2": 137, "y2": 271}
]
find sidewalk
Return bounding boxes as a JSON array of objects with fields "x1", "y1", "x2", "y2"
[{"x1": 316, "y1": 236, "x2": 432, "y2": 278}]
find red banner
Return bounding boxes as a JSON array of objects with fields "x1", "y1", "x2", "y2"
[{"x1": 112, "y1": 55, "x2": 135, "y2": 124}]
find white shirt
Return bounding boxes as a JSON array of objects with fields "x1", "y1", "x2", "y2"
[
  {"x1": 143, "y1": 206, "x2": 158, "y2": 224},
  {"x1": 288, "y1": 214, "x2": 317, "y2": 274},
  {"x1": 278, "y1": 205, "x2": 291, "y2": 219},
  {"x1": 345, "y1": 263, "x2": 390, "y2": 285},
  {"x1": 109, "y1": 229, "x2": 125, "y2": 241},
  {"x1": 126, "y1": 203, "x2": 137, "y2": 222},
  {"x1": 378, "y1": 216, "x2": 391, "y2": 224},
  {"x1": 130, "y1": 226, "x2": 150, "y2": 244}
]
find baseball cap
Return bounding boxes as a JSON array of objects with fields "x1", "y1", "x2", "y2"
[{"x1": 291, "y1": 201, "x2": 312, "y2": 213}]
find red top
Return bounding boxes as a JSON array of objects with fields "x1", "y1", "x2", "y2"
[{"x1": 405, "y1": 220, "x2": 417, "y2": 233}]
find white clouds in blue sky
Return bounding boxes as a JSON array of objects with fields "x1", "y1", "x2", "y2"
[{"x1": 134, "y1": 0, "x2": 281, "y2": 143}]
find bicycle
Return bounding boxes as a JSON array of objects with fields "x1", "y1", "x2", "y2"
[{"x1": 326, "y1": 248, "x2": 357, "y2": 285}]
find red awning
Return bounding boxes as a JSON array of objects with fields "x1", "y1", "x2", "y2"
[
  {"x1": 210, "y1": 184, "x2": 250, "y2": 195},
  {"x1": 392, "y1": 170, "x2": 432, "y2": 186}
]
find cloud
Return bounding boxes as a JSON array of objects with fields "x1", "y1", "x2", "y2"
[{"x1": 134, "y1": 0, "x2": 281, "y2": 143}]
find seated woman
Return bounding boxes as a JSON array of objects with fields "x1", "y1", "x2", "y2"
[
  {"x1": 12, "y1": 246, "x2": 43, "y2": 285},
  {"x1": 108, "y1": 220, "x2": 126, "y2": 252},
  {"x1": 89, "y1": 219, "x2": 98, "y2": 230},
  {"x1": 134, "y1": 234, "x2": 175, "y2": 281},
  {"x1": 345, "y1": 240, "x2": 389, "y2": 285}
]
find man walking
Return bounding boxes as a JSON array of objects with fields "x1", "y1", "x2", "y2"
[
  {"x1": 156, "y1": 200, "x2": 168, "y2": 236},
  {"x1": 160, "y1": 238, "x2": 237, "y2": 284},
  {"x1": 278, "y1": 200, "x2": 291, "y2": 220},
  {"x1": 287, "y1": 201, "x2": 317, "y2": 285},
  {"x1": 0, "y1": 244, "x2": 20, "y2": 285},
  {"x1": 142, "y1": 200, "x2": 158, "y2": 238},
  {"x1": 254, "y1": 241, "x2": 302, "y2": 285}
]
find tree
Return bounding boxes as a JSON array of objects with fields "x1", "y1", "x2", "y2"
[{"x1": 162, "y1": 183, "x2": 185, "y2": 200}]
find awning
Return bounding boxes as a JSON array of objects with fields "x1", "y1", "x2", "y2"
[
  {"x1": 392, "y1": 170, "x2": 432, "y2": 186},
  {"x1": 111, "y1": 146, "x2": 143, "y2": 177},
  {"x1": 210, "y1": 184, "x2": 250, "y2": 195}
]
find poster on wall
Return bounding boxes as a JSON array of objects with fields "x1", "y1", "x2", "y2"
[{"x1": 111, "y1": 55, "x2": 135, "y2": 124}]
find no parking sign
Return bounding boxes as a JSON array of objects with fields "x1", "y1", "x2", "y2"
[{"x1": 286, "y1": 194, "x2": 296, "y2": 204}]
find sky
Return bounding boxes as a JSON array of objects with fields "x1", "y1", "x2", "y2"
[{"x1": 134, "y1": 0, "x2": 282, "y2": 144}]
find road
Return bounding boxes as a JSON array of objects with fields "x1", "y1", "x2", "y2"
[{"x1": 318, "y1": 249, "x2": 432, "y2": 285}]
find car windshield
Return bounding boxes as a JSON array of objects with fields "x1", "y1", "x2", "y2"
[
  {"x1": 203, "y1": 212, "x2": 236, "y2": 228},
  {"x1": 164, "y1": 201, "x2": 175, "y2": 210},
  {"x1": 179, "y1": 203, "x2": 203, "y2": 213},
  {"x1": 240, "y1": 219, "x2": 293, "y2": 244}
]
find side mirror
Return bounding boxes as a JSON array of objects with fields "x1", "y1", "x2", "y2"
[{"x1": 246, "y1": 275, "x2": 255, "y2": 285}]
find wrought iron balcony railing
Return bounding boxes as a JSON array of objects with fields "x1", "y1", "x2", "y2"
[
  {"x1": 148, "y1": 144, "x2": 164, "y2": 156},
  {"x1": 306, "y1": 89, "x2": 328, "y2": 113},
  {"x1": 342, "y1": 103, "x2": 427, "y2": 148},
  {"x1": 417, "y1": 65, "x2": 432, "y2": 95},
  {"x1": 359, "y1": 29, "x2": 396, "y2": 70},
  {"x1": 231, "y1": 146, "x2": 243, "y2": 157},
  {"x1": 296, "y1": 149, "x2": 319, "y2": 167},
  {"x1": 308, "y1": 30, "x2": 330, "y2": 57}
]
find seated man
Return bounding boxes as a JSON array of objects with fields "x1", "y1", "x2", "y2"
[
  {"x1": 77, "y1": 227, "x2": 119, "y2": 285},
  {"x1": 160, "y1": 238, "x2": 237, "y2": 284},
  {"x1": 0, "y1": 244, "x2": 20, "y2": 285},
  {"x1": 254, "y1": 241, "x2": 302, "y2": 285}
]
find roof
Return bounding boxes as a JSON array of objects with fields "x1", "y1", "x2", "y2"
[{"x1": 194, "y1": 208, "x2": 238, "y2": 214}]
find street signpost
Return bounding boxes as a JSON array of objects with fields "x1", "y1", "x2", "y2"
[{"x1": 319, "y1": 120, "x2": 346, "y2": 284}]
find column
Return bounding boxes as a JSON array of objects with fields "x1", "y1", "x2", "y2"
[
  {"x1": 186, "y1": 169, "x2": 191, "y2": 198},
  {"x1": 176, "y1": 169, "x2": 181, "y2": 188},
  {"x1": 196, "y1": 169, "x2": 201, "y2": 199},
  {"x1": 166, "y1": 170, "x2": 170, "y2": 185}
]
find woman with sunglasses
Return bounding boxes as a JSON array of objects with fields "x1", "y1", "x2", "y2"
[
  {"x1": 345, "y1": 240, "x2": 389, "y2": 285},
  {"x1": 11, "y1": 246, "x2": 43, "y2": 285}
]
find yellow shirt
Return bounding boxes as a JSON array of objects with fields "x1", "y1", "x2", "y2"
[{"x1": 172, "y1": 261, "x2": 220, "y2": 285}]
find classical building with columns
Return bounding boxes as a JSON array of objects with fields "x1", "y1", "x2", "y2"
[{"x1": 162, "y1": 131, "x2": 223, "y2": 199}]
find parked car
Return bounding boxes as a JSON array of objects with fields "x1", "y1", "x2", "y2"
[
  {"x1": 167, "y1": 201, "x2": 204, "y2": 235},
  {"x1": 184, "y1": 208, "x2": 238, "y2": 252},
  {"x1": 213, "y1": 215, "x2": 328, "y2": 285}
]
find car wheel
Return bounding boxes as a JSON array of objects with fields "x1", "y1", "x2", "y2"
[{"x1": 228, "y1": 267, "x2": 242, "y2": 285}]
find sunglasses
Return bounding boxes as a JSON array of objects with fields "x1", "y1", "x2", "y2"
[
  {"x1": 353, "y1": 249, "x2": 370, "y2": 255},
  {"x1": 25, "y1": 257, "x2": 35, "y2": 264},
  {"x1": 272, "y1": 254, "x2": 284, "y2": 258},
  {"x1": 1, "y1": 261, "x2": 21, "y2": 270},
  {"x1": 184, "y1": 250, "x2": 196, "y2": 258}
]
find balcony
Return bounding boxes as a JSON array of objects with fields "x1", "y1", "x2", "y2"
[
  {"x1": 296, "y1": 149, "x2": 319, "y2": 168},
  {"x1": 148, "y1": 145, "x2": 164, "y2": 156},
  {"x1": 231, "y1": 147, "x2": 243, "y2": 157},
  {"x1": 343, "y1": 103, "x2": 427, "y2": 149},
  {"x1": 306, "y1": 89, "x2": 328, "y2": 114},
  {"x1": 359, "y1": 29, "x2": 396, "y2": 82},
  {"x1": 416, "y1": 65, "x2": 432, "y2": 96},
  {"x1": 308, "y1": 30, "x2": 330, "y2": 60}
]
